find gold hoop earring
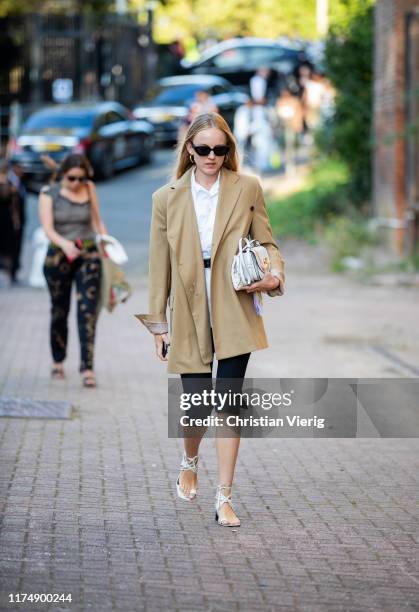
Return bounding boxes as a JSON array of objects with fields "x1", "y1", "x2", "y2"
[{"x1": 189, "y1": 154, "x2": 195, "y2": 164}]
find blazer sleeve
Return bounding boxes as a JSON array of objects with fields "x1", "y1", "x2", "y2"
[
  {"x1": 134, "y1": 191, "x2": 171, "y2": 334},
  {"x1": 250, "y1": 178, "x2": 285, "y2": 297}
]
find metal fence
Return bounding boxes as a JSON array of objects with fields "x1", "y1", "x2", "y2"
[{"x1": 0, "y1": 11, "x2": 157, "y2": 143}]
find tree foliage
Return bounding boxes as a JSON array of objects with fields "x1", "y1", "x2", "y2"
[
  {"x1": 0, "y1": 0, "x2": 114, "y2": 17},
  {"x1": 131, "y1": 0, "x2": 317, "y2": 43},
  {"x1": 321, "y1": 0, "x2": 374, "y2": 204}
]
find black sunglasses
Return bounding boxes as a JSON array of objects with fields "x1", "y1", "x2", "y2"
[
  {"x1": 191, "y1": 143, "x2": 230, "y2": 157},
  {"x1": 66, "y1": 175, "x2": 88, "y2": 183}
]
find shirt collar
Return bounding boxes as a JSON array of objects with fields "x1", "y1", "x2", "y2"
[{"x1": 191, "y1": 167, "x2": 220, "y2": 197}]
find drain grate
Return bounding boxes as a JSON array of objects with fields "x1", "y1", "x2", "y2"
[{"x1": 0, "y1": 397, "x2": 73, "y2": 419}]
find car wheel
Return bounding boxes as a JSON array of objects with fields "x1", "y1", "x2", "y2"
[
  {"x1": 138, "y1": 135, "x2": 153, "y2": 165},
  {"x1": 97, "y1": 149, "x2": 114, "y2": 180}
]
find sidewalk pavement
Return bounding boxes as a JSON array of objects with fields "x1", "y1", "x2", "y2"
[{"x1": 1, "y1": 254, "x2": 419, "y2": 612}]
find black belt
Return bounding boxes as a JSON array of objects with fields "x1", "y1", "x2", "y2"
[{"x1": 203, "y1": 258, "x2": 211, "y2": 269}]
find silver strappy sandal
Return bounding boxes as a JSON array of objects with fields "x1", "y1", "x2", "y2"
[
  {"x1": 215, "y1": 484, "x2": 241, "y2": 527},
  {"x1": 176, "y1": 451, "x2": 199, "y2": 501}
]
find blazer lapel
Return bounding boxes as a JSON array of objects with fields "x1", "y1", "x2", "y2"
[
  {"x1": 166, "y1": 167, "x2": 203, "y2": 291},
  {"x1": 166, "y1": 165, "x2": 243, "y2": 286},
  {"x1": 211, "y1": 167, "x2": 242, "y2": 263},
  {"x1": 166, "y1": 167, "x2": 213, "y2": 361}
]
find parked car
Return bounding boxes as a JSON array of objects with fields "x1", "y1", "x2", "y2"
[
  {"x1": 9, "y1": 102, "x2": 155, "y2": 189},
  {"x1": 132, "y1": 75, "x2": 248, "y2": 144},
  {"x1": 180, "y1": 37, "x2": 307, "y2": 97}
]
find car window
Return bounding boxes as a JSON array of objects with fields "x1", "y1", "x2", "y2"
[
  {"x1": 200, "y1": 58, "x2": 215, "y2": 68},
  {"x1": 150, "y1": 85, "x2": 202, "y2": 105},
  {"x1": 210, "y1": 84, "x2": 227, "y2": 95},
  {"x1": 94, "y1": 114, "x2": 107, "y2": 130},
  {"x1": 23, "y1": 112, "x2": 94, "y2": 131},
  {"x1": 245, "y1": 46, "x2": 284, "y2": 66},
  {"x1": 105, "y1": 110, "x2": 125, "y2": 124},
  {"x1": 212, "y1": 48, "x2": 247, "y2": 68}
]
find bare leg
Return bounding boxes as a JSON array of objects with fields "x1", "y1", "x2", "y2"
[
  {"x1": 178, "y1": 426, "x2": 207, "y2": 498},
  {"x1": 216, "y1": 431, "x2": 240, "y2": 485},
  {"x1": 215, "y1": 418, "x2": 241, "y2": 523},
  {"x1": 178, "y1": 371, "x2": 213, "y2": 499}
]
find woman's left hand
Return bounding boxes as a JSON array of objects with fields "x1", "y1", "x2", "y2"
[{"x1": 239, "y1": 272, "x2": 284, "y2": 294}]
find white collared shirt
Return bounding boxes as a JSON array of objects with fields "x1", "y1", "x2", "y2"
[{"x1": 190, "y1": 168, "x2": 220, "y2": 326}]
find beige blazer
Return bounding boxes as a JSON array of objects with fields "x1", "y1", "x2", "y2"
[{"x1": 136, "y1": 165, "x2": 285, "y2": 373}]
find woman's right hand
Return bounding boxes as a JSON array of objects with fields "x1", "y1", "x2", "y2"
[
  {"x1": 154, "y1": 333, "x2": 170, "y2": 361},
  {"x1": 61, "y1": 239, "x2": 81, "y2": 261}
]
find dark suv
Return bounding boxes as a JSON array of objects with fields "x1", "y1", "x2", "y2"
[{"x1": 180, "y1": 37, "x2": 307, "y2": 95}]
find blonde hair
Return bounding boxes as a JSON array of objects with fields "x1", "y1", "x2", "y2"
[{"x1": 174, "y1": 112, "x2": 239, "y2": 180}]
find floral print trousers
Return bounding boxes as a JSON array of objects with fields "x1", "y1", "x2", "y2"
[{"x1": 43, "y1": 244, "x2": 101, "y2": 372}]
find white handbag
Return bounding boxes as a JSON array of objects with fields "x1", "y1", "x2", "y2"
[
  {"x1": 231, "y1": 236, "x2": 271, "y2": 290},
  {"x1": 95, "y1": 234, "x2": 129, "y2": 265}
]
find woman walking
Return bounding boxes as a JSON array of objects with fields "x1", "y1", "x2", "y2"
[
  {"x1": 38, "y1": 153, "x2": 107, "y2": 387},
  {"x1": 138, "y1": 112, "x2": 285, "y2": 526}
]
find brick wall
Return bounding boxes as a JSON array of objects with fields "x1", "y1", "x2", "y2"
[{"x1": 373, "y1": 0, "x2": 418, "y2": 255}]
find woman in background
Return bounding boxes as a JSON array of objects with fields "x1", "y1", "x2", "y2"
[{"x1": 38, "y1": 153, "x2": 107, "y2": 387}]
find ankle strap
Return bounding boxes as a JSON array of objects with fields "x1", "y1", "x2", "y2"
[
  {"x1": 215, "y1": 484, "x2": 234, "y2": 509},
  {"x1": 180, "y1": 452, "x2": 199, "y2": 473}
]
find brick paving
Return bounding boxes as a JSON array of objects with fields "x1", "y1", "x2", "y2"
[{"x1": 1, "y1": 268, "x2": 419, "y2": 612}]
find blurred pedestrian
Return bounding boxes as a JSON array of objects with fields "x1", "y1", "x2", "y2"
[
  {"x1": 189, "y1": 89, "x2": 218, "y2": 119},
  {"x1": 169, "y1": 39, "x2": 185, "y2": 62},
  {"x1": 301, "y1": 72, "x2": 327, "y2": 132},
  {"x1": 0, "y1": 160, "x2": 20, "y2": 285},
  {"x1": 7, "y1": 159, "x2": 27, "y2": 283},
  {"x1": 295, "y1": 62, "x2": 316, "y2": 139},
  {"x1": 178, "y1": 89, "x2": 218, "y2": 142},
  {"x1": 251, "y1": 104, "x2": 278, "y2": 174},
  {"x1": 234, "y1": 99, "x2": 278, "y2": 173},
  {"x1": 6, "y1": 100, "x2": 23, "y2": 158},
  {"x1": 249, "y1": 67, "x2": 271, "y2": 104},
  {"x1": 233, "y1": 98, "x2": 257, "y2": 167},
  {"x1": 318, "y1": 76, "x2": 336, "y2": 123},
  {"x1": 38, "y1": 153, "x2": 107, "y2": 387},
  {"x1": 276, "y1": 88, "x2": 304, "y2": 174}
]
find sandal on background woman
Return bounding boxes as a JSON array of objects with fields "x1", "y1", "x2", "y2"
[
  {"x1": 81, "y1": 370, "x2": 97, "y2": 388},
  {"x1": 51, "y1": 363, "x2": 65, "y2": 379}
]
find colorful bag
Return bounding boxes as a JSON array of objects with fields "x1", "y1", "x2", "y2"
[{"x1": 97, "y1": 242, "x2": 132, "y2": 313}]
